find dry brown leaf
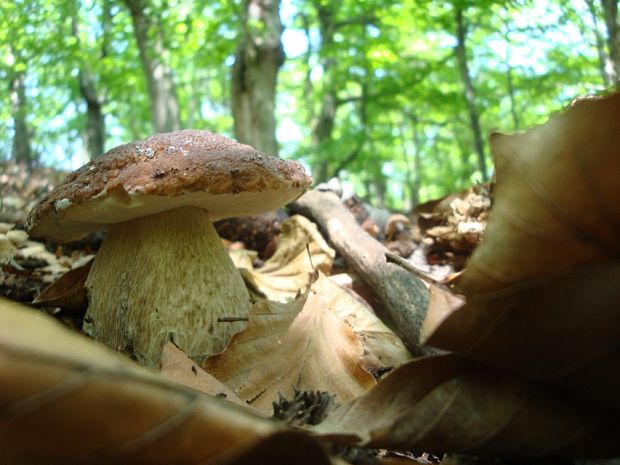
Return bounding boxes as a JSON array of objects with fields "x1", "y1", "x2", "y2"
[
  {"x1": 312, "y1": 275, "x2": 412, "y2": 371},
  {"x1": 316, "y1": 355, "x2": 620, "y2": 459},
  {"x1": 240, "y1": 215, "x2": 335, "y2": 301},
  {"x1": 203, "y1": 277, "x2": 376, "y2": 414},
  {"x1": 32, "y1": 259, "x2": 93, "y2": 312},
  {"x1": 228, "y1": 248, "x2": 258, "y2": 269},
  {"x1": 212, "y1": 430, "x2": 333, "y2": 465},
  {"x1": 0, "y1": 234, "x2": 17, "y2": 262},
  {"x1": 423, "y1": 93, "x2": 620, "y2": 411},
  {"x1": 159, "y1": 342, "x2": 248, "y2": 408},
  {"x1": 0, "y1": 297, "x2": 331, "y2": 465},
  {"x1": 420, "y1": 284, "x2": 465, "y2": 343}
]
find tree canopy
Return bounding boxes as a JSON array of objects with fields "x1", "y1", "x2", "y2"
[{"x1": 1, "y1": 0, "x2": 616, "y2": 209}]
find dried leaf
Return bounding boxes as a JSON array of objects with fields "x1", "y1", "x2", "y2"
[
  {"x1": 0, "y1": 297, "x2": 331, "y2": 464},
  {"x1": 0, "y1": 234, "x2": 17, "y2": 262},
  {"x1": 159, "y1": 342, "x2": 248, "y2": 409},
  {"x1": 240, "y1": 215, "x2": 335, "y2": 301},
  {"x1": 215, "y1": 430, "x2": 333, "y2": 465},
  {"x1": 423, "y1": 94, "x2": 620, "y2": 411},
  {"x1": 312, "y1": 275, "x2": 412, "y2": 371},
  {"x1": 228, "y1": 248, "x2": 258, "y2": 269},
  {"x1": 420, "y1": 284, "x2": 465, "y2": 343},
  {"x1": 32, "y1": 259, "x2": 93, "y2": 312},
  {"x1": 203, "y1": 276, "x2": 376, "y2": 414},
  {"x1": 316, "y1": 355, "x2": 620, "y2": 459}
]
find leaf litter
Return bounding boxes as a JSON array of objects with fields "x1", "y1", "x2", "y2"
[{"x1": 3, "y1": 94, "x2": 620, "y2": 463}]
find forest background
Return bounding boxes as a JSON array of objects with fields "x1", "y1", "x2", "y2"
[{"x1": 1, "y1": 0, "x2": 618, "y2": 211}]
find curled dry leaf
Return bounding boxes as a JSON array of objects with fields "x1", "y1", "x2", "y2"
[
  {"x1": 423, "y1": 93, "x2": 620, "y2": 411},
  {"x1": 420, "y1": 284, "x2": 465, "y2": 343},
  {"x1": 32, "y1": 259, "x2": 93, "y2": 313},
  {"x1": 0, "y1": 298, "x2": 331, "y2": 465},
  {"x1": 240, "y1": 215, "x2": 335, "y2": 302},
  {"x1": 228, "y1": 248, "x2": 258, "y2": 270},
  {"x1": 315, "y1": 355, "x2": 620, "y2": 459},
  {"x1": 0, "y1": 234, "x2": 17, "y2": 262},
  {"x1": 159, "y1": 342, "x2": 248, "y2": 408},
  {"x1": 203, "y1": 275, "x2": 376, "y2": 415},
  {"x1": 213, "y1": 430, "x2": 332, "y2": 465},
  {"x1": 313, "y1": 275, "x2": 412, "y2": 371}
]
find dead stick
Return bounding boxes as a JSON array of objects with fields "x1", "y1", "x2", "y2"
[{"x1": 292, "y1": 190, "x2": 438, "y2": 356}]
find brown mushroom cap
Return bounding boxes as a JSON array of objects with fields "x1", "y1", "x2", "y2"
[{"x1": 27, "y1": 130, "x2": 312, "y2": 241}]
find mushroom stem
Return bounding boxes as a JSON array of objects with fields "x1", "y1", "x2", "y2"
[{"x1": 83, "y1": 206, "x2": 251, "y2": 367}]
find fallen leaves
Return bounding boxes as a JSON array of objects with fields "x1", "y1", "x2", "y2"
[
  {"x1": 0, "y1": 297, "x2": 330, "y2": 465},
  {"x1": 415, "y1": 184, "x2": 491, "y2": 271},
  {"x1": 239, "y1": 215, "x2": 335, "y2": 302},
  {"x1": 203, "y1": 275, "x2": 377, "y2": 415},
  {"x1": 4, "y1": 93, "x2": 620, "y2": 463},
  {"x1": 422, "y1": 94, "x2": 620, "y2": 412},
  {"x1": 32, "y1": 259, "x2": 92, "y2": 312},
  {"x1": 314, "y1": 275, "x2": 412, "y2": 372},
  {"x1": 160, "y1": 342, "x2": 248, "y2": 408},
  {"x1": 315, "y1": 356, "x2": 620, "y2": 459}
]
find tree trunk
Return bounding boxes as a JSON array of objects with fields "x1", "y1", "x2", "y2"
[
  {"x1": 372, "y1": 175, "x2": 386, "y2": 208},
  {"x1": 451, "y1": 119, "x2": 469, "y2": 181},
  {"x1": 505, "y1": 63, "x2": 521, "y2": 131},
  {"x1": 601, "y1": 0, "x2": 620, "y2": 89},
  {"x1": 231, "y1": 0, "x2": 284, "y2": 155},
  {"x1": 124, "y1": 0, "x2": 181, "y2": 133},
  {"x1": 9, "y1": 68, "x2": 32, "y2": 167},
  {"x1": 585, "y1": 0, "x2": 612, "y2": 86},
  {"x1": 400, "y1": 115, "x2": 422, "y2": 209},
  {"x1": 301, "y1": 13, "x2": 315, "y2": 125},
  {"x1": 309, "y1": 4, "x2": 375, "y2": 183},
  {"x1": 310, "y1": 2, "x2": 337, "y2": 182},
  {"x1": 500, "y1": 17, "x2": 521, "y2": 130},
  {"x1": 71, "y1": 6, "x2": 106, "y2": 159},
  {"x1": 412, "y1": 122, "x2": 422, "y2": 207},
  {"x1": 454, "y1": 6, "x2": 488, "y2": 181},
  {"x1": 311, "y1": 92, "x2": 337, "y2": 182},
  {"x1": 79, "y1": 72, "x2": 105, "y2": 158}
]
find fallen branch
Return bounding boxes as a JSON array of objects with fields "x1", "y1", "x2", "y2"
[{"x1": 292, "y1": 190, "x2": 438, "y2": 356}]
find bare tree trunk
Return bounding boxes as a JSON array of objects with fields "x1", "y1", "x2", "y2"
[
  {"x1": 79, "y1": 73, "x2": 105, "y2": 158},
  {"x1": 372, "y1": 175, "x2": 386, "y2": 208},
  {"x1": 9, "y1": 64, "x2": 32, "y2": 167},
  {"x1": 124, "y1": 0, "x2": 181, "y2": 133},
  {"x1": 500, "y1": 18, "x2": 521, "y2": 130},
  {"x1": 311, "y1": 93, "x2": 337, "y2": 182},
  {"x1": 454, "y1": 6, "x2": 488, "y2": 181},
  {"x1": 310, "y1": 4, "x2": 375, "y2": 183},
  {"x1": 71, "y1": 3, "x2": 106, "y2": 159},
  {"x1": 300, "y1": 13, "x2": 315, "y2": 124},
  {"x1": 452, "y1": 119, "x2": 470, "y2": 181},
  {"x1": 401, "y1": 115, "x2": 423, "y2": 209},
  {"x1": 231, "y1": 0, "x2": 284, "y2": 155},
  {"x1": 505, "y1": 64, "x2": 521, "y2": 131},
  {"x1": 601, "y1": 0, "x2": 620, "y2": 89},
  {"x1": 310, "y1": 2, "x2": 337, "y2": 182},
  {"x1": 412, "y1": 122, "x2": 422, "y2": 207},
  {"x1": 585, "y1": 0, "x2": 612, "y2": 86}
]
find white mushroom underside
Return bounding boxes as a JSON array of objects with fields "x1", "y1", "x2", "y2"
[
  {"x1": 83, "y1": 206, "x2": 251, "y2": 367},
  {"x1": 38, "y1": 188, "x2": 305, "y2": 242}
]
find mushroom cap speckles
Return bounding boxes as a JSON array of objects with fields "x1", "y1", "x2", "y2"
[{"x1": 27, "y1": 130, "x2": 312, "y2": 241}]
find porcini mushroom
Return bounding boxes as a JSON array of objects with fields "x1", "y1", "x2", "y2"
[{"x1": 26, "y1": 130, "x2": 311, "y2": 367}]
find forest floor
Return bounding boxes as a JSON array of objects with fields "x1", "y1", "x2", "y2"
[
  {"x1": 6, "y1": 155, "x2": 617, "y2": 465},
  {"x1": 0, "y1": 161, "x2": 493, "y2": 464},
  {"x1": 0, "y1": 162, "x2": 489, "y2": 309}
]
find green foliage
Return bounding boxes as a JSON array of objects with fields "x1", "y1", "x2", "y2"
[{"x1": 0, "y1": 0, "x2": 613, "y2": 208}]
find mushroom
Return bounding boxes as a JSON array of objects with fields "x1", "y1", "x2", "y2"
[{"x1": 26, "y1": 130, "x2": 311, "y2": 367}]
